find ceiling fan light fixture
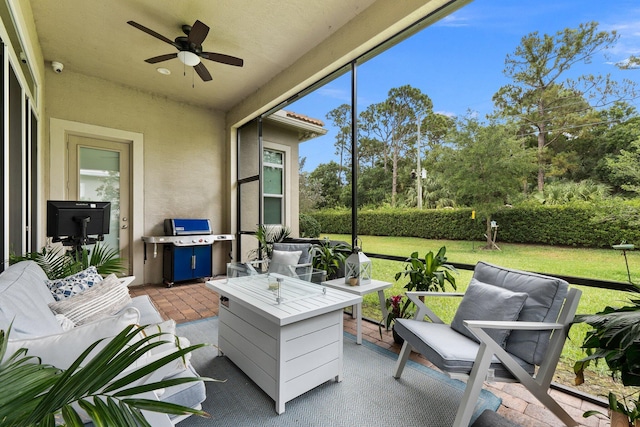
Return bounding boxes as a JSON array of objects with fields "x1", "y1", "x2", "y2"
[{"x1": 177, "y1": 51, "x2": 200, "y2": 66}]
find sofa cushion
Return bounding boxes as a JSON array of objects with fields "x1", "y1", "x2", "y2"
[
  {"x1": 46, "y1": 266, "x2": 103, "y2": 301},
  {"x1": 129, "y1": 295, "x2": 165, "y2": 325},
  {"x1": 49, "y1": 274, "x2": 131, "y2": 325},
  {"x1": 0, "y1": 261, "x2": 63, "y2": 338},
  {"x1": 4, "y1": 307, "x2": 141, "y2": 369},
  {"x1": 451, "y1": 278, "x2": 528, "y2": 347},
  {"x1": 472, "y1": 261, "x2": 569, "y2": 365}
]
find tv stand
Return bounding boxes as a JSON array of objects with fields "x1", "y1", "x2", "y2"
[{"x1": 59, "y1": 216, "x2": 103, "y2": 259}]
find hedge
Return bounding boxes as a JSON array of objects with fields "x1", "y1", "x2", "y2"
[{"x1": 309, "y1": 202, "x2": 640, "y2": 248}]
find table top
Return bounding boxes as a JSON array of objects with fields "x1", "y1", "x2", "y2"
[
  {"x1": 207, "y1": 274, "x2": 361, "y2": 326},
  {"x1": 322, "y1": 278, "x2": 392, "y2": 296}
]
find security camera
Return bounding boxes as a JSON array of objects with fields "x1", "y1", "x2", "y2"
[
  {"x1": 19, "y1": 52, "x2": 27, "y2": 64},
  {"x1": 51, "y1": 61, "x2": 63, "y2": 73}
]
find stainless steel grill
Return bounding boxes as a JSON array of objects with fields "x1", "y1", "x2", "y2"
[{"x1": 142, "y1": 218, "x2": 234, "y2": 286}]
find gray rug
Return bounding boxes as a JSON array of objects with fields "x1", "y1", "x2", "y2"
[{"x1": 177, "y1": 317, "x2": 501, "y2": 427}]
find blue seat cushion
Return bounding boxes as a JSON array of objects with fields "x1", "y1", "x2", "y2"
[
  {"x1": 394, "y1": 319, "x2": 534, "y2": 379},
  {"x1": 472, "y1": 262, "x2": 568, "y2": 365}
]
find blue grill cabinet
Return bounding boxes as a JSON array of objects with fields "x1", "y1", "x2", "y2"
[
  {"x1": 161, "y1": 218, "x2": 214, "y2": 286},
  {"x1": 163, "y1": 244, "x2": 212, "y2": 285}
]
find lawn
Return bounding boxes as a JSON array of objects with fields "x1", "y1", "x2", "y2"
[{"x1": 325, "y1": 233, "x2": 640, "y2": 399}]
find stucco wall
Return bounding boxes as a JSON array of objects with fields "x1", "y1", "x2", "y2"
[{"x1": 44, "y1": 69, "x2": 230, "y2": 283}]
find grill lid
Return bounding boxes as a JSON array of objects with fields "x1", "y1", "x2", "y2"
[{"x1": 164, "y1": 218, "x2": 212, "y2": 235}]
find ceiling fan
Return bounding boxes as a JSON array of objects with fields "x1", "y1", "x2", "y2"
[{"x1": 127, "y1": 19, "x2": 244, "y2": 82}]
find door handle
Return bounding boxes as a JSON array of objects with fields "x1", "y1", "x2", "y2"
[{"x1": 121, "y1": 224, "x2": 128, "y2": 229}]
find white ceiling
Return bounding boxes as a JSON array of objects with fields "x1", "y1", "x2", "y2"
[{"x1": 29, "y1": 0, "x2": 379, "y2": 112}]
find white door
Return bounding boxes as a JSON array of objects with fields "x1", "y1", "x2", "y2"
[{"x1": 67, "y1": 135, "x2": 131, "y2": 273}]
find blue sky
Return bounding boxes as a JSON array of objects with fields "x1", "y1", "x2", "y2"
[{"x1": 292, "y1": 0, "x2": 640, "y2": 172}]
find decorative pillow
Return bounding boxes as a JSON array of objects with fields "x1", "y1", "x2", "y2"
[
  {"x1": 268, "y1": 250, "x2": 302, "y2": 277},
  {"x1": 49, "y1": 274, "x2": 131, "y2": 325},
  {"x1": 46, "y1": 266, "x2": 103, "y2": 301},
  {"x1": 271, "y1": 250, "x2": 302, "y2": 266},
  {"x1": 451, "y1": 278, "x2": 528, "y2": 347},
  {"x1": 4, "y1": 307, "x2": 140, "y2": 369}
]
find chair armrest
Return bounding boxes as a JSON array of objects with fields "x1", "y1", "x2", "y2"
[
  {"x1": 464, "y1": 320, "x2": 564, "y2": 331},
  {"x1": 406, "y1": 291, "x2": 464, "y2": 300},
  {"x1": 407, "y1": 292, "x2": 465, "y2": 324},
  {"x1": 119, "y1": 276, "x2": 135, "y2": 287}
]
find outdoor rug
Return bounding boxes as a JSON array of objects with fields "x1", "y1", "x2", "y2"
[{"x1": 177, "y1": 317, "x2": 501, "y2": 427}]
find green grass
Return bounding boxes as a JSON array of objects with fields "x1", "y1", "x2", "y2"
[{"x1": 325, "y1": 233, "x2": 640, "y2": 395}]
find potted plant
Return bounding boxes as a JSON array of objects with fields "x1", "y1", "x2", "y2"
[
  {"x1": 379, "y1": 294, "x2": 415, "y2": 344},
  {"x1": 10, "y1": 242, "x2": 127, "y2": 279},
  {"x1": 0, "y1": 323, "x2": 212, "y2": 425},
  {"x1": 582, "y1": 392, "x2": 639, "y2": 427},
  {"x1": 574, "y1": 293, "x2": 640, "y2": 425},
  {"x1": 311, "y1": 238, "x2": 351, "y2": 281},
  {"x1": 395, "y1": 246, "x2": 457, "y2": 293},
  {"x1": 247, "y1": 224, "x2": 291, "y2": 262}
]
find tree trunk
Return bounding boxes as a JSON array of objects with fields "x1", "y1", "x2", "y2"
[
  {"x1": 537, "y1": 130, "x2": 545, "y2": 192},
  {"x1": 485, "y1": 216, "x2": 493, "y2": 249},
  {"x1": 391, "y1": 147, "x2": 398, "y2": 206}
]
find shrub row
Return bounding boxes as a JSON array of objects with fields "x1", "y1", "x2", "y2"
[{"x1": 309, "y1": 202, "x2": 640, "y2": 248}]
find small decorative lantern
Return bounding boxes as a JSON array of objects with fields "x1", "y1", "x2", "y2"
[{"x1": 344, "y1": 238, "x2": 371, "y2": 286}]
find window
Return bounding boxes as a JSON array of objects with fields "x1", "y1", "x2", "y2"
[{"x1": 263, "y1": 148, "x2": 284, "y2": 224}]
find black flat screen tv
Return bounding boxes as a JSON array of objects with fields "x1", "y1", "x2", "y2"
[{"x1": 46, "y1": 200, "x2": 111, "y2": 244}]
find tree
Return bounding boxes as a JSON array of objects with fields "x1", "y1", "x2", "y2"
[
  {"x1": 385, "y1": 86, "x2": 433, "y2": 206},
  {"x1": 298, "y1": 157, "x2": 325, "y2": 212},
  {"x1": 493, "y1": 22, "x2": 637, "y2": 192},
  {"x1": 325, "y1": 104, "x2": 352, "y2": 183},
  {"x1": 436, "y1": 116, "x2": 535, "y2": 249},
  {"x1": 308, "y1": 161, "x2": 344, "y2": 208},
  {"x1": 605, "y1": 136, "x2": 640, "y2": 195}
]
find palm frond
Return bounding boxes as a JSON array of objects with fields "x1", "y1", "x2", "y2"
[{"x1": 0, "y1": 323, "x2": 211, "y2": 426}]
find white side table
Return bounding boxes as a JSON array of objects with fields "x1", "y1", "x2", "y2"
[{"x1": 322, "y1": 278, "x2": 392, "y2": 344}]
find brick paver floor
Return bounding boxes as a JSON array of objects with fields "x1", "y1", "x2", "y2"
[{"x1": 129, "y1": 279, "x2": 611, "y2": 427}]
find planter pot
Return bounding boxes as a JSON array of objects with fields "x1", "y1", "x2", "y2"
[
  {"x1": 609, "y1": 410, "x2": 630, "y2": 427},
  {"x1": 392, "y1": 326, "x2": 404, "y2": 345},
  {"x1": 348, "y1": 277, "x2": 359, "y2": 286}
]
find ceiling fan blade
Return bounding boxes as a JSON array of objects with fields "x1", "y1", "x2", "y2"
[
  {"x1": 127, "y1": 21, "x2": 179, "y2": 48},
  {"x1": 201, "y1": 52, "x2": 244, "y2": 67},
  {"x1": 188, "y1": 20, "x2": 210, "y2": 46},
  {"x1": 194, "y1": 62, "x2": 212, "y2": 81},
  {"x1": 144, "y1": 53, "x2": 178, "y2": 64}
]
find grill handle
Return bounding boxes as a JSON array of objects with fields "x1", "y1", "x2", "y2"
[{"x1": 191, "y1": 255, "x2": 196, "y2": 270}]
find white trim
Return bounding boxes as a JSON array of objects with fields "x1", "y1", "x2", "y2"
[
  {"x1": 263, "y1": 141, "x2": 291, "y2": 227},
  {"x1": 50, "y1": 118, "x2": 144, "y2": 284},
  {"x1": 2, "y1": 43, "x2": 8, "y2": 265}
]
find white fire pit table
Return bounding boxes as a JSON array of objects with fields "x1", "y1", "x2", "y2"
[{"x1": 206, "y1": 273, "x2": 361, "y2": 414}]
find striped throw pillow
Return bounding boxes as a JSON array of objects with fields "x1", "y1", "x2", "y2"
[{"x1": 49, "y1": 274, "x2": 131, "y2": 326}]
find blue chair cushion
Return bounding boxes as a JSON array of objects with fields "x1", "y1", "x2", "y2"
[
  {"x1": 394, "y1": 319, "x2": 534, "y2": 379},
  {"x1": 272, "y1": 243, "x2": 312, "y2": 265},
  {"x1": 450, "y1": 278, "x2": 528, "y2": 347},
  {"x1": 472, "y1": 262, "x2": 569, "y2": 366}
]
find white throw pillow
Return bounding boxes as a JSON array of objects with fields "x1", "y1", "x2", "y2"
[
  {"x1": 271, "y1": 249, "x2": 302, "y2": 266},
  {"x1": 46, "y1": 266, "x2": 103, "y2": 301},
  {"x1": 49, "y1": 274, "x2": 131, "y2": 325},
  {"x1": 269, "y1": 250, "x2": 302, "y2": 277},
  {"x1": 4, "y1": 307, "x2": 141, "y2": 370}
]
